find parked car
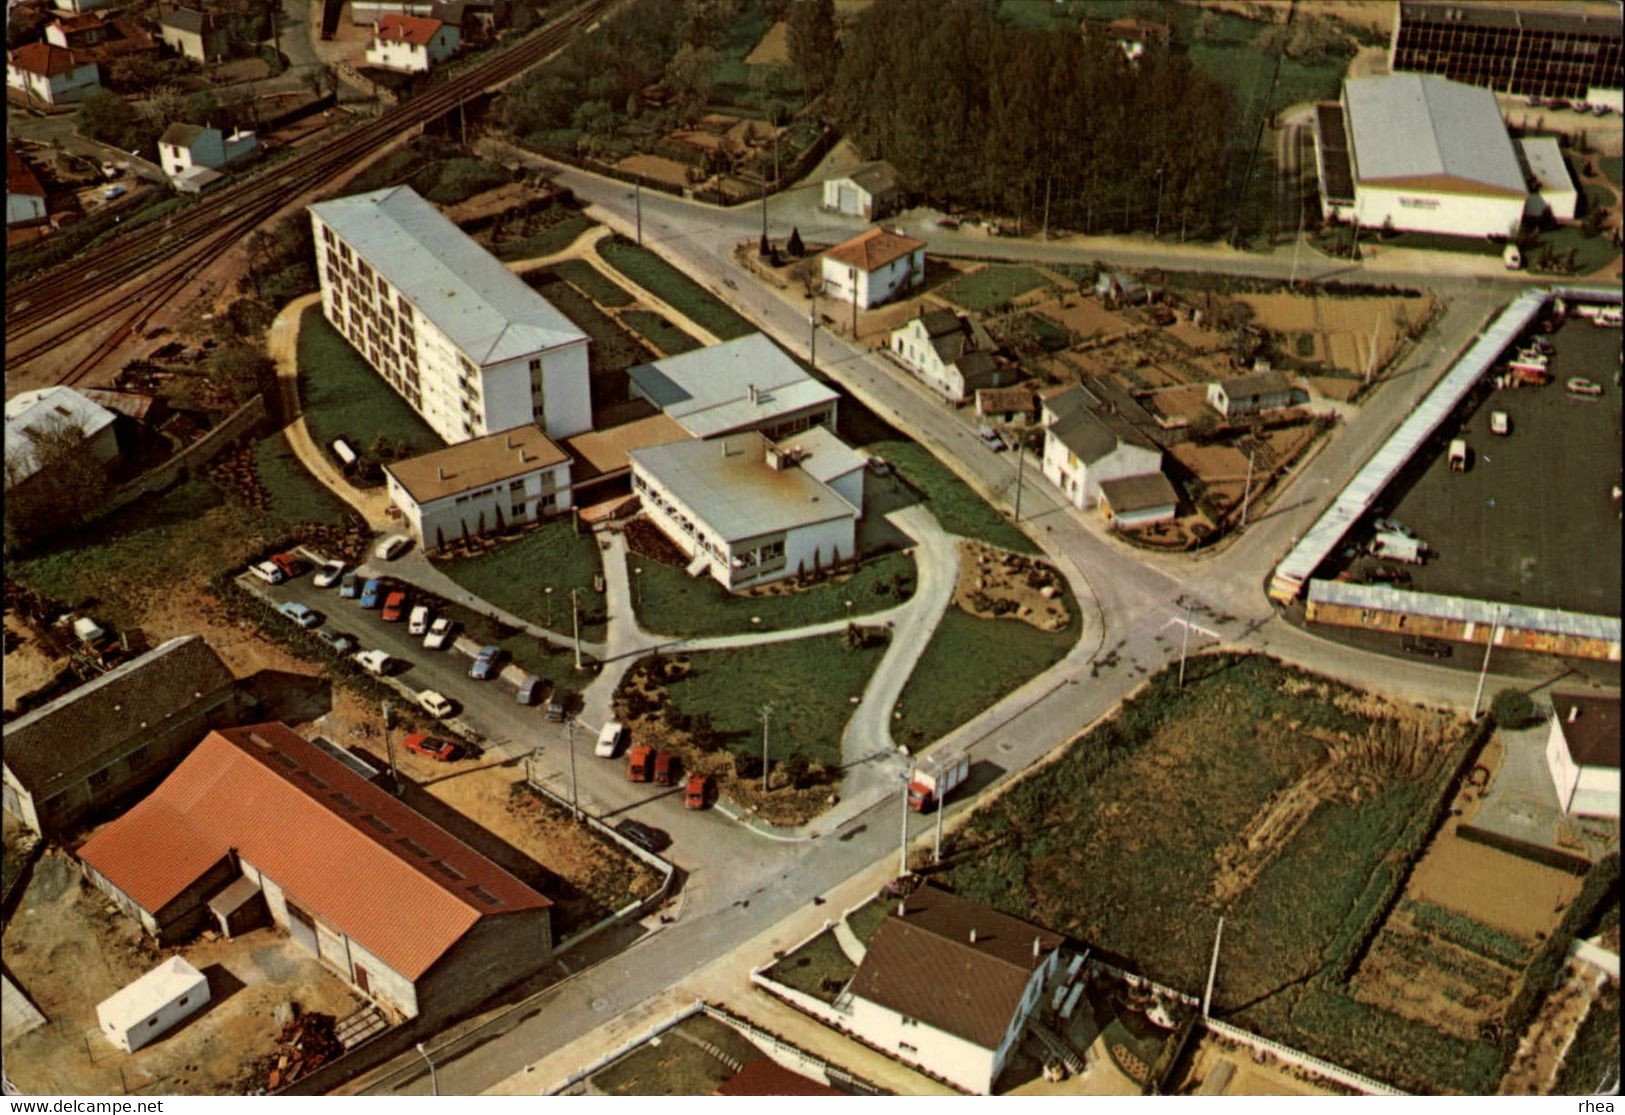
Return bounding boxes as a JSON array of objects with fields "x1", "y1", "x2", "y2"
[
  {"x1": 1489, "y1": 410, "x2": 1510, "y2": 435},
  {"x1": 545, "y1": 692, "x2": 568, "y2": 722},
  {"x1": 269, "y1": 553, "x2": 307, "y2": 579},
  {"x1": 416, "y1": 690, "x2": 455, "y2": 719},
  {"x1": 468, "y1": 645, "x2": 502, "y2": 680},
  {"x1": 1365, "y1": 566, "x2": 1412, "y2": 588},
  {"x1": 403, "y1": 731, "x2": 458, "y2": 760},
  {"x1": 375, "y1": 533, "x2": 412, "y2": 561},
  {"x1": 353, "y1": 649, "x2": 391, "y2": 675},
  {"x1": 340, "y1": 573, "x2": 360, "y2": 599},
  {"x1": 277, "y1": 601, "x2": 320, "y2": 629},
  {"x1": 614, "y1": 818, "x2": 669, "y2": 854},
  {"x1": 381, "y1": 591, "x2": 408, "y2": 622},
  {"x1": 684, "y1": 773, "x2": 711, "y2": 810},
  {"x1": 423, "y1": 616, "x2": 455, "y2": 650},
  {"x1": 359, "y1": 578, "x2": 384, "y2": 608},
  {"x1": 1401, "y1": 635, "x2": 1453, "y2": 659},
  {"x1": 314, "y1": 560, "x2": 346, "y2": 588},
  {"x1": 515, "y1": 674, "x2": 543, "y2": 706},
  {"x1": 316, "y1": 628, "x2": 355, "y2": 654},
  {"x1": 102, "y1": 184, "x2": 126, "y2": 201},
  {"x1": 249, "y1": 560, "x2": 285, "y2": 585},
  {"x1": 1567, "y1": 377, "x2": 1603, "y2": 397},
  {"x1": 978, "y1": 425, "x2": 1006, "y2": 451},
  {"x1": 408, "y1": 604, "x2": 431, "y2": 634},
  {"x1": 653, "y1": 750, "x2": 677, "y2": 786},
  {"x1": 626, "y1": 744, "x2": 654, "y2": 782},
  {"x1": 1371, "y1": 518, "x2": 1415, "y2": 538},
  {"x1": 594, "y1": 720, "x2": 625, "y2": 758}
]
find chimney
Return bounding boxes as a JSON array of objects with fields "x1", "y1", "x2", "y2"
[
  {"x1": 748, "y1": 383, "x2": 759, "y2": 405},
  {"x1": 1568, "y1": 705, "x2": 1580, "y2": 723},
  {"x1": 897, "y1": 900, "x2": 906, "y2": 917},
  {"x1": 969, "y1": 928, "x2": 977, "y2": 944},
  {"x1": 1032, "y1": 936, "x2": 1041, "y2": 960},
  {"x1": 437, "y1": 466, "x2": 445, "y2": 480},
  {"x1": 505, "y1": 434, "x2": 514, "y2": 449}
]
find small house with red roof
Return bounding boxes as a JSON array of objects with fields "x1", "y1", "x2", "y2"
[
  {"x1": 6, "y1": 41, "x2": 101, "y2": 105},
  {"x1": 365, "y1": 13, "x2": 458, "y2": 73},
  {"x1": 821, "y1": 226, "x2": 926, "y2": 309},
  {"x1": 8, "y1": 145, "x2": 48, "y2": 227},
  {"x1": 76, "y1": 722, "x2": 553, "y2": 1021}
]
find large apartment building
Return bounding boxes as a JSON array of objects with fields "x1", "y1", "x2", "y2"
[{"x1": 308, "y1": 186, "x2": 591, "y2": 446}]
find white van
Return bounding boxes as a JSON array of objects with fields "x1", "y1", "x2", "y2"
[
  {"x1": 1448, "y1": 439, "x2": 1468, "y2": 471},
  {"x1": 375, "y1": 533, "x2": 411, "y2": 561},
  {"x1": 408, "y1": 605, "x2": 431, "y2": 635},
  {"x1": 595, "y1": 721, "x2": 626, "y2": 758}
]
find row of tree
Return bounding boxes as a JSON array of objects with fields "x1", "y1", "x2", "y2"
[{"x1": 830, "y1": 0, "x2": 1237, "y2": 240}]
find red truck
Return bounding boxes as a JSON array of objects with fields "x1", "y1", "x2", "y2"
[
  {"x1": 627, "y1": 745, "x2": 654, "y2": 782},
  {"x1": 907, "y1": 751, "x2": 970, "y2": 812}
]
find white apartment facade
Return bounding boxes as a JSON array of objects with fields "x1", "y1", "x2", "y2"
[
  {"x1": 383, "y1": 425, "x2": 573, "y2": 548},
  {"x1": 308, "y1": 186, "x2": 590, "y2": 447}
]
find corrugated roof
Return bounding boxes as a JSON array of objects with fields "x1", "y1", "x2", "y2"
[
  {"x1": 626, "y1": 334, "x2": 838, "y2": 439},
  {"x1": 1551, "y1": 693, "x2": 1620, "y2": 769},
  {"x1": 5, "y1": 386, "x2": 119, "y2": 486},
  {"x1": 1274, "y1": 286, "x2": 1622, "y2": 595},
  {"x1": 76, "y1": 723, "x2": 550, "y2": 981},
  {"x1": 308, "y1": 186, "x2": 585, "y2": 366},
  {"x1": 1345, "y1": 74, "x2": 1525, "y2": 196},
  {"x1": 1308, "y1": 579, "x2": 1622, "y2": 643},
  {"x1": 847, "y1": 886, "x2": 1062, "y2": 1051},
  {"x1": 385, "y1": 424, "x2": 567, "y2": 505},
  {"x1": 823, "y1": 227, "x2": 925, "y2": 274},
  {"x1": 3, "y1": 636, "x2": 236, "y2": 794},
  {"x1": 629, "y1": 431, "x2": 857, "y2": 543},
  {"x1": 1099, "y1": 471, "x2": 1177, "y2": 512}
]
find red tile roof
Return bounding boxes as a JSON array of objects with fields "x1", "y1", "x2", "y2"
[
  {"x1": 7, "y1": 146, "x2": 45, "y2": 199},
  {"x1": 716, "y1": 1059, "x2": 840, "y2": 1096},
  {"x1": 76, "y1": 722, "x2": 550, "y2": 980},
  {"x1": 9, "y1": 41, "x2": 90, "y2": 77},
  {"x1": 823, "y1": 226, "x2": 926, "y2": 274},
  {"x1": 376, "y1": 13, "x2": 443, "y2": 44}
]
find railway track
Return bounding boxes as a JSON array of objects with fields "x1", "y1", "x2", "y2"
[{"x1": 4, "y1": 0, "x2": 606, "y2": 385}]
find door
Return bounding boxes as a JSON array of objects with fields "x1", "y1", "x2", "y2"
[
  {"x1": 353, "y1": 963, "x2": 370, "y2": 997},
  {"x1": 285, "y1": 901, "x2": 319, "y2": 956}
]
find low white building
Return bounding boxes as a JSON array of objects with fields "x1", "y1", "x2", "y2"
[
  {"x1": 629, "y1": 429, "x2": 862, "y2": 592},
  {"x1": 158, "y1": 124, "x2": 257, "y2": 180},
  {"x1": 1545, "y1": 692, "x2": 1619, "y2": 818},
  {"x1": 8, "y1": 146, "x2": 47, "y2": 227},
  {"x1": 821, "y1": 227, "x2": 926, "y2": 309},
  {"x1": 157, "y1": 7, "x2": 227, "y2": 64},
  {"x1": 364, "y1": 13, "x2": 458, "y2": 73},
  {"x1": 4, "y1": 385, "x2": 119, "y2": 489},
  {"x1": 383, "y1": 424, "x2": 572, "y2": 549},
  {"x1": 6, "y1": 42, "x2": 100, "y2": 106},
  {"x1": 628, "y1": 333, "x2": 839, "y2": 441},
  {"x1": 309, "y1": 186, "x2": 591, "y2": 445},
  {"x1": 821, "y1": 160, "x2": 900, "y2": 220},
  {"x1": 889, "y1": 309, "x2": 1010, "y2": 402},
  {"x1": 1207, "y1": 369, "x2": 1294, "y2": 419},
  {"x1": 1318, "y1": 73, "x2": 1529, "y2": 238},
  {"x1": 843, "y1": 886, "x2": 1064, "y2": 1095},
  {"x1": 1098, "y1": 472, "x2": 1179, "y2": 529},
  {"x1": 1517, "y1": 136, "x2": 1577, "y2": 224},
  {"x1": 96, "y1": 957, "x2": 209, "y2": 1053},
  {"x1": 1039, "y1": 385, "x2": 1164, "y2": 512}
]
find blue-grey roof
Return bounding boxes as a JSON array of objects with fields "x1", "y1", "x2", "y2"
[
  {"x1": 307, "y1": 186, "x2": 585, "y2": 366},
  {"x1": 1273, "y1": 285, "x2": 1623, "y2": 597},
  {"x1": 1345, "y1": 74, "x2": 1526, "y2": 196},
  {"x1": 627, "y1": 334, "x2": 838, "y2": 439},
  {"x1": 4, "y1": 386, "x2": 117, "y2": 486},
  {"x1": 1309, "y1": 579, "x2": 1621, "y2": 645}
]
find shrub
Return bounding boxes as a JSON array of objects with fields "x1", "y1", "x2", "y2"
[{"x1": 1490, "y1": 688, "x2": 1537, "y2": 729}]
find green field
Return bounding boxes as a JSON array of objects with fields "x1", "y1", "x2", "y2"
[
  {"x1": 491, "y1": 213, "x2": 596, "y2": 262},
  {"x1": 1598, "y1": 156, "x2": 1623, "y2": 188},
  {"x1": 892, "y1": 599, "x2": 1079, "y2": 751},
  {"x1": 296, "y1": 306, "x2": 443, "y2": 464},
  {"x1": 940, "y1": 266, "x2": 1052, "y2": 312},
  {"x1": 628, "y1": 549, "x2": 915, "y2": 638},
  {"x1": 658, "y1": 634, "x2": 884, "y2": 767},
  {"x1": 253, "y1": 434, "x2": 352, "y2": 529},
  {"x1": 1531, "y1": 224, "x2": 1623, "y2": 276},
  {"x1": 429, "y1": 517, "x2": 607, "y2": 641},
  {"x1": 597, "y1": 237, "x2": 756, "y2": 340},
  {"x1": 621, "y1": 309, "x2": 702, "y2": 356},
  {"x1": 548, "y1": 258, "x2": 633, "y2": 307}
]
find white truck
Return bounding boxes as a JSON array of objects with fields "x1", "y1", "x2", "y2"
[
  {"x1": 908, "y1": 752, "x2": 970, "y2": 812},
  {"x1": 1371, "y1": 530, "x2": 1425, "y2": 565}
]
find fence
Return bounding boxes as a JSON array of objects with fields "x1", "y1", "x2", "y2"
[
  {"x1": 99, "y1": 396, "x2": 268, "y2": 518},
  {"x1": 547, "y1": 1001, "x2": 704, "y2": 1095},
  {"x1": 1201, "y1": 1018, "x2": 1406, "y2": 1097},
  {"x1": 697, "y1": 1002, "x2": 884, "y2": 1095}
]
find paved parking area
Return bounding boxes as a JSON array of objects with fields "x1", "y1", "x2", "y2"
[{"x1": 1374, "y1": 317, "x2": 1621, "y2": 617}]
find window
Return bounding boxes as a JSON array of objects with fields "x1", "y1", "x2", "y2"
[
  {"x1": 528, "y1": 358, "x2": 541, "y2": 372},
  {"x1": 128, "y1": 745, "x2": 149, "y2": 767},
  {"x1": 322, "y1": 225, "x2": 334, "y2": 246},
  {"x1": 340, "y1": 242, "x2": 352, "y2": 263},
  {"x1": 88, "y1": 769, "x2": 110, "y2": 789}
]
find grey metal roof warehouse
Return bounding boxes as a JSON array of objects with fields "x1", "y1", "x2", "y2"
[
  {"x1": 1308, "y1": 579, "x2": 1621, "y2": 645},
  {"x1": 1344, "y1": 74, "x2": 1526, "y2": 195},
  {"x1": 308, "y1": 186, "x2": 585, "y2": 366}
]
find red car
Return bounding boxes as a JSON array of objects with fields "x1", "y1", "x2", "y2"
[
  {"x1": 269, "y1": 552, "x2": 308, "y2": 579},
  {"x1": 381, "y1": 591, "x2": 409, "y2": 621},
  {"x1": 403, "y1": 732, "x2": 458, "y2": 761},
  {"x1": 684, "y1": 773, "x2": 711, "y2": 810}
]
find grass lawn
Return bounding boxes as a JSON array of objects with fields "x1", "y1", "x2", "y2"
[
  {"x1": 296, "y1": 306, "x2": 442, "y2": 463},
  {"x1": 892, "y1": 597, "x2": 1079, "y2": 752},
  {"x1": 429, "y1": 517, "x2": 607, "y2": 641},
  {"x1": 1599, "y1": 156, "x2": 1623, "y2": 188},
  {"x1": 253, "y1": 434, "x2": 352, "y2": 529},
  {"x1": 491, "y1": 213, "x2": 596, "y2": 261},
  {"x1": 597, "y1": 237, "x2": 756, "y2": 341},
  {"x1": 940, "y1": 266, "x2": 1052, "y2": 312},
  {"x1": 628, "y1": 550, "x2": 915, "y2": 639},
  {"x1": 548, "y1": 258, "x2": 632, "y2": 307},
  {"x1": 1374, "y1": 230, "x2": 1507, "y2": 256},
  {"x1": 590, "y1": 1015, "x2": 753, "y2": 1096},
  {"x1": 763, "y1": 926, "x2": 857, "y2": 1003},
  {"x1": 845, "y1": 895, "x2": 891, "y2": 945},
  {"x1": 661, "y1": 634, "x2": 885, "y2": 768},
  {"x1": 621, "y1": 309, "x2": 702, "y2": 356},
  {"x1": 1531, "y1": 224, "x2": 1623, "y2": 275}
]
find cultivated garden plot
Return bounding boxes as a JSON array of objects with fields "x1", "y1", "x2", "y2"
[{"x1": 1237, "y1": 289, "x2": 1438, "y2": 396}]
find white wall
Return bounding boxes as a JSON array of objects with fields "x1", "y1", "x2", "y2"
[
  {"x1": 390, "y1": 459, "x2": 572, "y2": 548},
  {"x1": 1570, "y1": 770, "x2": 1619, "y2": 818},
  {"x1": 98, "y1": 965, "x2": 209, "y2": 1053},
  {"x1": 7, "y1": 190, "x2": 46, "y2": 226},
  {"x1": 823, "y1": 248, "x2": 924, "y2": 309},
  {"x1": 1354, "y1": 184, "x2": 1525, "y2": 238},
  {"x1": 846, "y1": 994, "x2": 999, "y2": 1094},
  {"x1": 366, "y1": 37, "x2": 430, "y2": 72},
  {"x1": 9, "y1": 58, "x2": 100, "y2": 104},
  {"x1": 1042, "y1": 434, "x2": 1161, "y2": 511},
  {"x1": 1545, "y1": 719, "x2": 1580, "y2": 811},
  {"x1": 824, "y1": 468, "x2": 864, "y2": 514}
]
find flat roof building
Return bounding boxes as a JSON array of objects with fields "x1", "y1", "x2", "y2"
[
  {"x1": 1546, "y1": 692, "x2": 1620, "y2": 818},
  {"x1": 628, "y1": 333, "x2": 838, "y2": 441},
  {"x1": 1391, "y1": 1, "x2": 1623, "y2": 104},
  {"x1": 308, "y1": 186, "x2": 591, "y2": 447},
  {"x1": 383, "y1": 424, "x2": 573, "y2": 549}
]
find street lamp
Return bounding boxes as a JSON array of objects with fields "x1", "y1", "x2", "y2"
[
  {"x1": 633, "y1": 566, "x2": 643, "y2": 611},
  {"x1": 415, "y1": 1042, "x2": 438, "y2": 1097},
  {"x1": 543, "y1": 586, "x2": 554, "y2": 629}
]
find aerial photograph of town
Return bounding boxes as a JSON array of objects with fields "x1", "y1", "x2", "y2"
[{"x1": 3, "y1": 0, "x2": 1620, "y2": 1100}]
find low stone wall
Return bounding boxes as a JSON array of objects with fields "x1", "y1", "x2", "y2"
[{"x1": 100, "y1": 396, "x2": 268, "y2": 517}]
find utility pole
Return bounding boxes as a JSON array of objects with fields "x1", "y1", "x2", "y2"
[
  {"x1": 1041, "y1": 174, "x2": 1052, "y2": 242},
  {"x1": 848, "y1": 267, "x2": 858, "y2": 338},
  {"x1": 635, "y1": 181, "x2": 642, "y2": 246},
  {"x1": 1178, "y1": 601, "x2": 1194, "y2": 688},
  {"x1": 1289, "y1": 196, "x2": 1304, "y2": 286},
  {"x1": 382, "y1": 699, "x2": 399, "y2": 792},
  {"x1": 1203, "y1": 916, "x2": 1225, "y2": 1018},
  {"x1": 760, "y1": 177, "x2": 768, "y2": 242},
  {"x1": 566, "y1": 718, "x2": 579, "y2": 821},
  {"x1": 897, "y1": 778, "x2": 910, "y2": 878},
  {"x1": 1240, "y1": 446, "x2": 1256, "y2": 528},
  {"x1": 1472, "y1": 609, "x2": 1503, "y2": 719},
  {"x1": 758, "y1": 704, "x2": 774, "y2": 793},
  {"x1": 570, "y1": 588, "x2": 582, "y2": 671},
  {"x1": 933, "y1": 791, "x2": 945, "y2": 864},
  {"x1": 1154, "y1": 166, "x2": 1165, "y2": 239},
  {"x1": 1011, "y1": 428, "x2": 1030, "y2": 523},
  {"x1": 415, "y1": 1043, "x2": 439, "y2": 1096},
  {"x1": 808, "y1": 298, "x2": 817, "y2": 369},
  {"x1": 1363, "y1": 315, "x2": 1382, "y2": 387}
]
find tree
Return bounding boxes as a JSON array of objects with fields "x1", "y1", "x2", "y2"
[
  {"x1": 208, "y1": 343, "x2": 276, "y2": 406},
  {"x1": 76, "y1": 91, "x2": 145, "y2": 152},
  {"x1": 786, "y1": 0, "x2": 837, "y2": 100},
  {"x1": 787, "y1": 226, "x2": 804, "y2": 256},
  {"x1": 4, "y1": 415, "x2": 111, "y2": 555},
  {"x1": 1490, "y1": 688, "x2": 1536, "y2": 729},
  {"x1": 667, "y1": 43, "x2": 719, "y2": 109}
]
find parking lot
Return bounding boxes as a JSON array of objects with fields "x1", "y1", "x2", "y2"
[{"x1": 1359, "y1": 316, "x2": 1621, "y2": 618}]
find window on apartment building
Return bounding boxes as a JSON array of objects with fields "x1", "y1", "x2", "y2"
[
  {"x1": 511, "y1": 502, "x2": 528, "y2": 518},
  {"x1": 358, "y1": 259, "x2": 372, "y2": 282},
  {"x1": 761, "y1": 540, "x2": 785, "y2": 562},
  {"x1": 375, "y1": 276, "x2": 389, "y2": 299},
  {"x1": 397, "y1": 295, "x2": 411, "y2": 319},
  {"x1": 322, "y1": 225, "x2": 334, "y2": 246},
  {"x1": 540, "y1": 493, "x2": 556, "y2": 510},
  {"x1": 340, "y1": 242, "x2": 351, "y2": 262},
  {"x1": 455, "y1": 495, "x2": 470, "y2": 505},
  {"x1": 528, "y1": 358, "x2": 541, "y2": 372},
  {"x1": 458, "y1": 355, "x2": 477, "y2": 376},
  {"x1": 509, "y1": 479, "x2": 525, "y2": 491}
]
